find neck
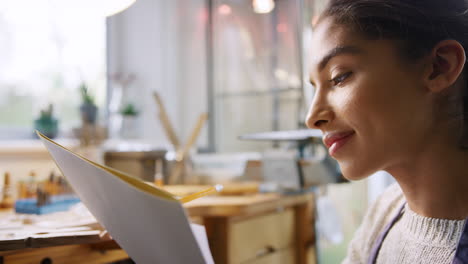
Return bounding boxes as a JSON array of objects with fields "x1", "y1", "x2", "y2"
[{"x1": 387, "y1": 142, "x2": 468, "y2": 220}]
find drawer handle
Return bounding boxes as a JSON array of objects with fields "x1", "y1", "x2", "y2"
[
  {"x1": 41, "y1": 257, "x2": 53, "y2": 264},
  {"x1": 255, "y1": 245, "x2": 276, "y2": 258}
]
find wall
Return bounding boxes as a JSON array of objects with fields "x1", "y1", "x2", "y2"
[{"x1": 107, "y1": 0, "x2": 208, "y2": 150}]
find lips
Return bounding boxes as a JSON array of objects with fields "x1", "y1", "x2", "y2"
[{"x1": 323, "y1": 131, "x2": 355, "y2": 156}]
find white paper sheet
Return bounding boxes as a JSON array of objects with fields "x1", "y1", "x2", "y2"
[{"x1": 39, "y1": 133, "x2": 213, "y2": 264}]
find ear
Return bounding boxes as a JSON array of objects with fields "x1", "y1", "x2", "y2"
[{"x1": 424, "y1": 40, "x2": 466, "y2": 93}]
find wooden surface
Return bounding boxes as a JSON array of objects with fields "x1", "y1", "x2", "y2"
[
  {"x1": 185, "y1": 192, "x2": 312, "y2": 217},
  {"x1": 0, "y1": 210, "x2": 128, "y2": 263},
  {"x1": 0, "y1": 191, "x2": 315, "y2": 264},
  {"x1": 228, "y1": 208, "x2": 295, "y2": 263},
  {"x1": 163, "y1": 183, "x2": 260, "y2": 196},
  {"x1": 0, "y1": 230, "x2": 104, "y2": 251},
  {"x1": 191, "y1": 192, "x2": 316, "y2": 264},
  {"x1": 0, "y1": 207, "x2": 109, "y2": 252},
  {"x1": 246, "y1": 248, "x2": 295, "y2": 264},
  {"x1": 1, "y1": 243, "x2": 128, "y2": 264}
]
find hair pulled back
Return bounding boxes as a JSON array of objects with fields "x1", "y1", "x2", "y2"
[{"x1": 322, "y1": 0, "x2": 468, "y2": 148}]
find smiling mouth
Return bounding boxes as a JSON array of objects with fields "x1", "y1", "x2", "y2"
[{"x1": 324, "y1": 132, "x2": 355, "y2": 157}]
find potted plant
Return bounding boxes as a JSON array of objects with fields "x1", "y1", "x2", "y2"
[
  {"x1": 79, "y1": 83, "x2": 98, "y2": 124},
  {"x1": 34, "y1": 104, "x2": 59, "y2": 138},
  {"x1": 119, "y1": 103, "x2": 139, "y2": 138},
  {"x1": 120, "y1": 103, "x2": 139, "y2": 117}
]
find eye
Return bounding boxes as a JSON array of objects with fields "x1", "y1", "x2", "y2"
[{"x1": 329, "y1": 72, "x2": 352, "y2": 86}]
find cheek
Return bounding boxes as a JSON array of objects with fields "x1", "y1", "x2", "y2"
[
  {"x1": 329, "y1": 87, "x2": 357, "y2": 114},
  {"x1": 329, "y1": 79, "x2": 403, "y2": 178},
  {"x1": 342, "y1": 73, "x2": 411, "y2": 130},
  {"x1": 329, "y1": 80, "x2": 376, "y2": 128}
]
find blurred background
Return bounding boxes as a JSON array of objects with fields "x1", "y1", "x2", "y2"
[{"x1": 0, "y1": 0, "x2": 395, "y2": 263}]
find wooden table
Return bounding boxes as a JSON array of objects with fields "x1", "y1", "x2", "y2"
[
  {"x1": 0, "y1": 192, "x2": 315, "y2": 264},
  {"x1": 185, "y1": 193, "x2": 316, "y2": 264},
  {"x1": 0, "y1": 209, "x2": 129, "y2": 264},
  {"x1": 0, "y1": 231, "x2": 128, "y2": 264}
]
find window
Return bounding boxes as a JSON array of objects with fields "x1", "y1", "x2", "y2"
[
  {"x1": 210, "y1": 0, "x2": 307, "y2": 152},
  {"x1": 0, "y1": 1, "x2": 106, "y2": 140}
]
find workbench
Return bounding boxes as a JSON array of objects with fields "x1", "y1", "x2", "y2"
[
  {"x1": 0, "y1": 207, "x2": 128, "y2": 264},
  {"x1": 0, "y1": 192, "x2": 316, "y2": 264}
]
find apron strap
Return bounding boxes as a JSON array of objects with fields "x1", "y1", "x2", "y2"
[
  {"x1": 453, "y1": 220, "x2": 468, "y2": 264},
  {"x1": 368, "y1": 203, "x2": 468, "y2": 264},
  {"x1": 367, "y1": 203, "x2": 405, "y2": 264}
]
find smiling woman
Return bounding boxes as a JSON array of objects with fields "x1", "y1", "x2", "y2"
[{"x1": 305, "y1": 0, "x2": 468, "y2": 263}]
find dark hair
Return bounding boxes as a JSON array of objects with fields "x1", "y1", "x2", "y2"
[{"x1": 321, "y1": 0, "x2": 468, "y2": 149}]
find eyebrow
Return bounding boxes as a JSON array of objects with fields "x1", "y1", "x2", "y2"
[{"x1": 318, "y1": 45, "x2": 363, "y2": 72}]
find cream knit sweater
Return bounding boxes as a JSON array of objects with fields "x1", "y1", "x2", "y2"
[{"x1": 342, "y1": 183, "x2": 466, "y2": 264}]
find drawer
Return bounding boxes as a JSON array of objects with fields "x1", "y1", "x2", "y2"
[
  {"x1": 229, "y1": 208, "x2": 295, "y2": 263},
  {"x1": 307, "y1": 245, "x2": 317, "y2": 264},
  {"x1": 245, "y1": 248, "x2": 295, "y2": 264}
]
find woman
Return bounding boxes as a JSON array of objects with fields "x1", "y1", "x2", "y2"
[{"x1": 305, "y1": 0, "x2": 468, "y2": 263}]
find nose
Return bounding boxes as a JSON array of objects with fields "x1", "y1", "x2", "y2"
[{"x1": 305, "y1": 91, "x2": 334, "y2": 129}]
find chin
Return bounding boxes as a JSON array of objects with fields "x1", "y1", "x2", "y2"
[{"x1": 338, "y1": 162, "x2": 376, "y2": 181}]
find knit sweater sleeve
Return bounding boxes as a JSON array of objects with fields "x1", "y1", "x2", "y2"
[{"x1": 341, "y1": 183, "x2": 405, "y2": 264}]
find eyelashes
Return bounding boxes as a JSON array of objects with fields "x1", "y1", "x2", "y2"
[
  {"x1": 328, "y1": 72, "x2": 353, "y2": 86},
  {"x1": 309, "y1": 71, "x2": 353, "y2": 88}
]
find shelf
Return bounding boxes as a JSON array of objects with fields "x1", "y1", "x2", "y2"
[{"x1": 215, "y1": 87, "x2": 301, "y2": 98}]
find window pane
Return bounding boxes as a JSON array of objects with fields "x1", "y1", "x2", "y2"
[
  {"x1": 0, "y1": 1, "x2": 106, "y2": 139},
  {"x1": 212, "y1": 0, "x2": 305, "y2": 152}
]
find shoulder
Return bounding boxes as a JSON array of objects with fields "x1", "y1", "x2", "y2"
[
  {"x1": 365, "y1": 183, "x2": 405, "y2": 227},
  {"x1": 360, "y1": 182, "x2": 406, "y2": 249},
  {"x1": 342, "y1": 182, "x2": 405, "y2": 263}
]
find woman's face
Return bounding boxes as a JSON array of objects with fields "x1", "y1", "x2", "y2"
[{"x1": 306, "y1": 18, "x2": 433, "y2": 180}]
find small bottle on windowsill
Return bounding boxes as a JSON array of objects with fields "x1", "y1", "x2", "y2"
[
  {"x1": 154, "y1": 159, "x2": 164, "y2": 187},
  {"x1": 0, "y1": 172, "x2": 14, "y2": 209}
]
